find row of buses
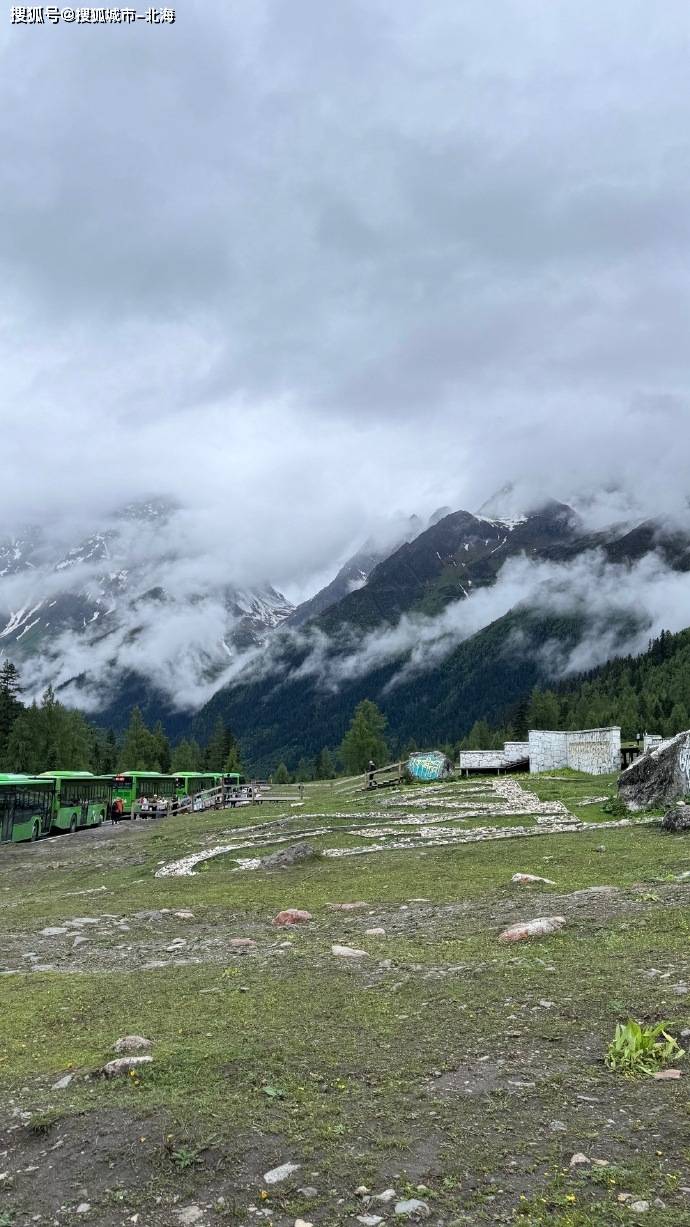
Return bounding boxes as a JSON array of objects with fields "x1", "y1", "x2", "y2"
[{"x1": 0, "y1": 770, "x2": 243, "y2": 845}]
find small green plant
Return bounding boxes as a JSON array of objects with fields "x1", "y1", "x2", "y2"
[
  {"x1": 602, "y1": 794, "x2": 628, "y2": 816},
  {"x1": 605, "y1": 1020, "x2": 685, "y2": 1076}
]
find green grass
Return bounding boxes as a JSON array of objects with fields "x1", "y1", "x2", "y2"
[{"x1": 0, "y1": 775, "x2": 688, "y2": 1225}]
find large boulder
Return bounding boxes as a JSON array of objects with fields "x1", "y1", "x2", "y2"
[
  {"x1": 662, "y1": 802, "x2": 690, "y2": 832},
  {"x1": 619, "y1": 732, "x2": 690, "y2": 811},
  {"x1": 260, "y1": 842, "x2": 318, "y2": 869}
]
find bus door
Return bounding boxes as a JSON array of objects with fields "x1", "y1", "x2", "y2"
[{"x1": 0, "y1": 793, "x2": 12, "y2": 843}]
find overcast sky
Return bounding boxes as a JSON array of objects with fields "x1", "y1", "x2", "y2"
[{"x1": 2, "y1": 1, "x2": 690, "y2": 598}]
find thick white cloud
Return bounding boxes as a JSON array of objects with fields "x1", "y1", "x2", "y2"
[{"x1": 1, "y1": 0, "x2": 689, "y2": 598}]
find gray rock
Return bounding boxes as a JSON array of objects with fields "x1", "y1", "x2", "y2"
[
  {"x1": 101, "y1": 1055, "x2": 152, "y2": 1077},
  {"x1": 40, "y1": 927, "x2": 68, "y2": 937},
  {"x1": 662, "y1": 803, "x2": 690, "y2": 832},
  {"x1": 332, "y1": 944, "x2": 368, "y2": 959},
  {"x1": 175, "y1": 1209, "x2": 205, "y2": 1226},
  {"x1": 263, "y1": 1161, "x2": 300, "y2": 1184},
  {"x1": 629, "y1": 1201, "x2": 650, "y2": 1213},
  {"x1": 298, "y1": 1187, "x2": 318, "y2": 1198},
  {"x1": 52, "y1": 1074, "x2": 73, "y2": 1090},
  {"x1": 113, "y1": 1035, "x2": 152, "y2": 1054},
  {"x1": 260, "y1": 842, "x2": 319, "y2": 870},
  {"x1": 619, "y1": 732, "x2": 690, "y2": 810},
  {"x1": 394, "y1": 1200, "x2": 430, "y2": 1218}
]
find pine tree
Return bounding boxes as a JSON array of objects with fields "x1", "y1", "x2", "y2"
[
  {"x1": 153, "y1": 721, "x2": 172, "y2": 773},
  {"x1": 314, "y1": 748, "x2": 335, "y2": 779},
  {"x1": 340, "y1": 700, "x2": 389, "y2": 774},
  {"x1": 205, "y1": 717, "x2": 231, "y2": 769},
  {"x1": 224, "y1": 739, "x2": 243, "y2": 774},
  {"x1": 120, "y1": 707, "x2": 158, "y2": 770},
  {"x1": 295, "y1": 757, "x2": 313, "y2": 782},
  {"x1": 273, "y1": 762, "x2": 290, "y2": 784},
  {"x1": 0, "y1": 660, "x2": 22, "y2": 765}
]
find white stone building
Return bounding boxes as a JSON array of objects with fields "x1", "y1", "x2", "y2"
[{"x1": 528, "y1": 727, "x2": 621, "y2": 775}]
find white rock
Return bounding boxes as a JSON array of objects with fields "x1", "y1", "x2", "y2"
[
  {"x1": 113, "y1": 1035, "x2": 152, "y2": 1054},
  {"x1": 294, "y1": 1220, "x2": 313, "y2": 1227},
  {"x1": 101, "y1": 1056, "x2": 152, "y2": 1077},
  {"x1": 354, "y1": 1186, "x2": 370, "y2": 1196},
  {"x1": 40, "y1": 927, "x2": 68, "y2": 937},
  {"x1": 394, "y1": 1199, "x2": 430, "y2": 1218},
  {"x1": 357, "y1": 1217, "x2": 384, "y2": 1226},
  {"x1": 499, "y1": 916, "x2": 566, "y2": 943},
  {"x1": 263, "y1": 1161, "x2": 301, "y2": 1185},
  {"x1": 175, "y1": 1208, "x2": 204, "y2": 1226},
  {"x1": 76, "y1": 1205, "x2": 91, "y2": 1215},
  {"x1": 511, "y1": 873, "x2": 556, "y2": 885},
  {"x1": 629, "y1": 1202, "x2": 650, "y2": 1213},
  {"x1": 52, "y1": 1074, "x2": 73, "y2": 1090},
  {"x1": 331, "y1": 944, "x2": 368, "y2": 959},
  {"x1": 365, "y1": 928, "x2": 386, "y2": 937},
  {"x1": 374, "y1": 1190, "x2": 397, "y2": 1204},
  {"x1": 175, "y1": 911, "x2": 195, "y2": 920},
  {"x1": 570, "y1": 1153, "x2": 590, "y2": 1167}
]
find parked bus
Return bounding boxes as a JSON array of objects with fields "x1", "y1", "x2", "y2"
[
  {"x1": 112, "y1": 771, "x2": 176, "y2": 817},
  {"x1": 0, "y1": 774, "x2": 55, "y2": 844},
  {"x1": 173, "y1": 772, "x2": 209, "y2": 801},
  {"x1": 40, "y1": 771, "x2": 113, "y2": 834}
]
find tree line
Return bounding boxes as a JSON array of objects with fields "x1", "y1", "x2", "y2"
[
  {"x1": 457, "y1": 628, "x2": 690, "y2": 749},
  {"x1": 0, "y1": 662, "x2": 243, "y2": 776}
]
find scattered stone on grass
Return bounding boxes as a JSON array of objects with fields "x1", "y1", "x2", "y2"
[
  {"x1": 76, "y1": 1203, "x2": 91, "y2": 1215},
  {"x1": 570, "y1": 1152, "x2": 590, "y2": 1167},
  {"x1": 653, "y1": 1068, "x2": 682, "y2": 1080},
  {"x1": 374, "y1": 1190, "x2": 397, "y2": 1204},
  {"x1": 294, "y1": 1220, "x2": 313, "y2": 1227},
  {"x1": 394, "y1": 1199, "x2": 430, "y2": 1218},
  {"x1": 40, "y1": 927, "x2": 68, "y2": 937},
  {"x1": 662, "y1": 803, "x2": 690, "y2": 832},
  {"x1": 101, "y1": 1055, "x2": 153, "y2": 1077},
  {"x1": 498, "y1": 916, "x2": 566, "y2": 943},
  {"x1": 174, "y1": 910, "x2": 195, "y2": 919},
  {"x1": 365, "y1": 927, "x2": 386, "y2": 936},
  {"x1": 354, "y1": 1186, "x2": 370, "y2": 1196},
  {"x1": 629, "y1": 1201, "x2": 650, "y2": 1213},
  {"x1": 263, "y1": 1161, "x2": 301, "y2": 1184},
  {"x1": 332, "y1": 944, "x2": 368, "y2": 958},
  {"x1": 52, "y1": 1074, "x2": 73, "y2": 1090},
  {"x1": 260, "y1": 842, "x2": 319, "y2": 869},
  {"x1": 357, "y1": 1217, "x2": 384, "y2": 1226},
  {"x1": 113, "y1": 1035, "x2": 152, "y2": 1054},
  {"x1": 175, "y1": 1208, "x2": 205, "y2": 1226},
  {"x1": 229, "y1": 937, "x2": 257, "y2": 948},
  {"x1": 511, "y1": 873, "x2": 556, "y2": 885},
  {"x1": 272, "y1": 909, "x2": 312, "y2": 927},
  {"x1": 328, "y1": 901, "x2": 368, "y2": 910},
  {"x1": 298, "y1": 1187, "x2": 318, "y2": 1198}
]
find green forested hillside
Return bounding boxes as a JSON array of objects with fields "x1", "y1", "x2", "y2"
[{"x1": 521, "y1": 628, "x2": 690, "y2": 742}]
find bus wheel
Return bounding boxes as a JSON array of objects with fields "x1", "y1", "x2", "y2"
[
  {"x1": 69, "y1": 815, "x2": 78, "y2": 834},
  {"x1": 31, "y1": 821, "x2": 39, "y2": 842}
]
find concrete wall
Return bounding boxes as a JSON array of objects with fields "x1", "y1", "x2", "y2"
[
  {"x1": 503, "y1": 741, "x2": 530, "y2": 763},
  {"x1": 643, "y1": 733, "x2": 663, "y2": 754},
  {"x1": 528, "y1": 727, "x2": 621, "y2": 775},
  {"x1": 458, "y1": 741, "x2": 530, "y2": 772}
]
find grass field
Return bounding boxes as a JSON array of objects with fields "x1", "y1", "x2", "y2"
[{"x1": 0, "y1": 773, "x2": 688, "y2": 1226}]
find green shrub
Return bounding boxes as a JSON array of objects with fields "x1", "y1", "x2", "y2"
[{"x1": 605, "y1": 1020, "x2": 685, "y2": 1076}]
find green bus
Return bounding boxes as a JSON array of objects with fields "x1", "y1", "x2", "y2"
[
  {"x1": 40, "y1": 771, "x2": 113, "y2": 834},
  {"x1": 112, "y1": 771, "x2": 177, "y2": 817},
  {"x1": 173, "y1": 772, "x2": 210, "y2": 800},
  {"x1": 0, "y1": 774, "x2": 55, "y2": 844}
]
